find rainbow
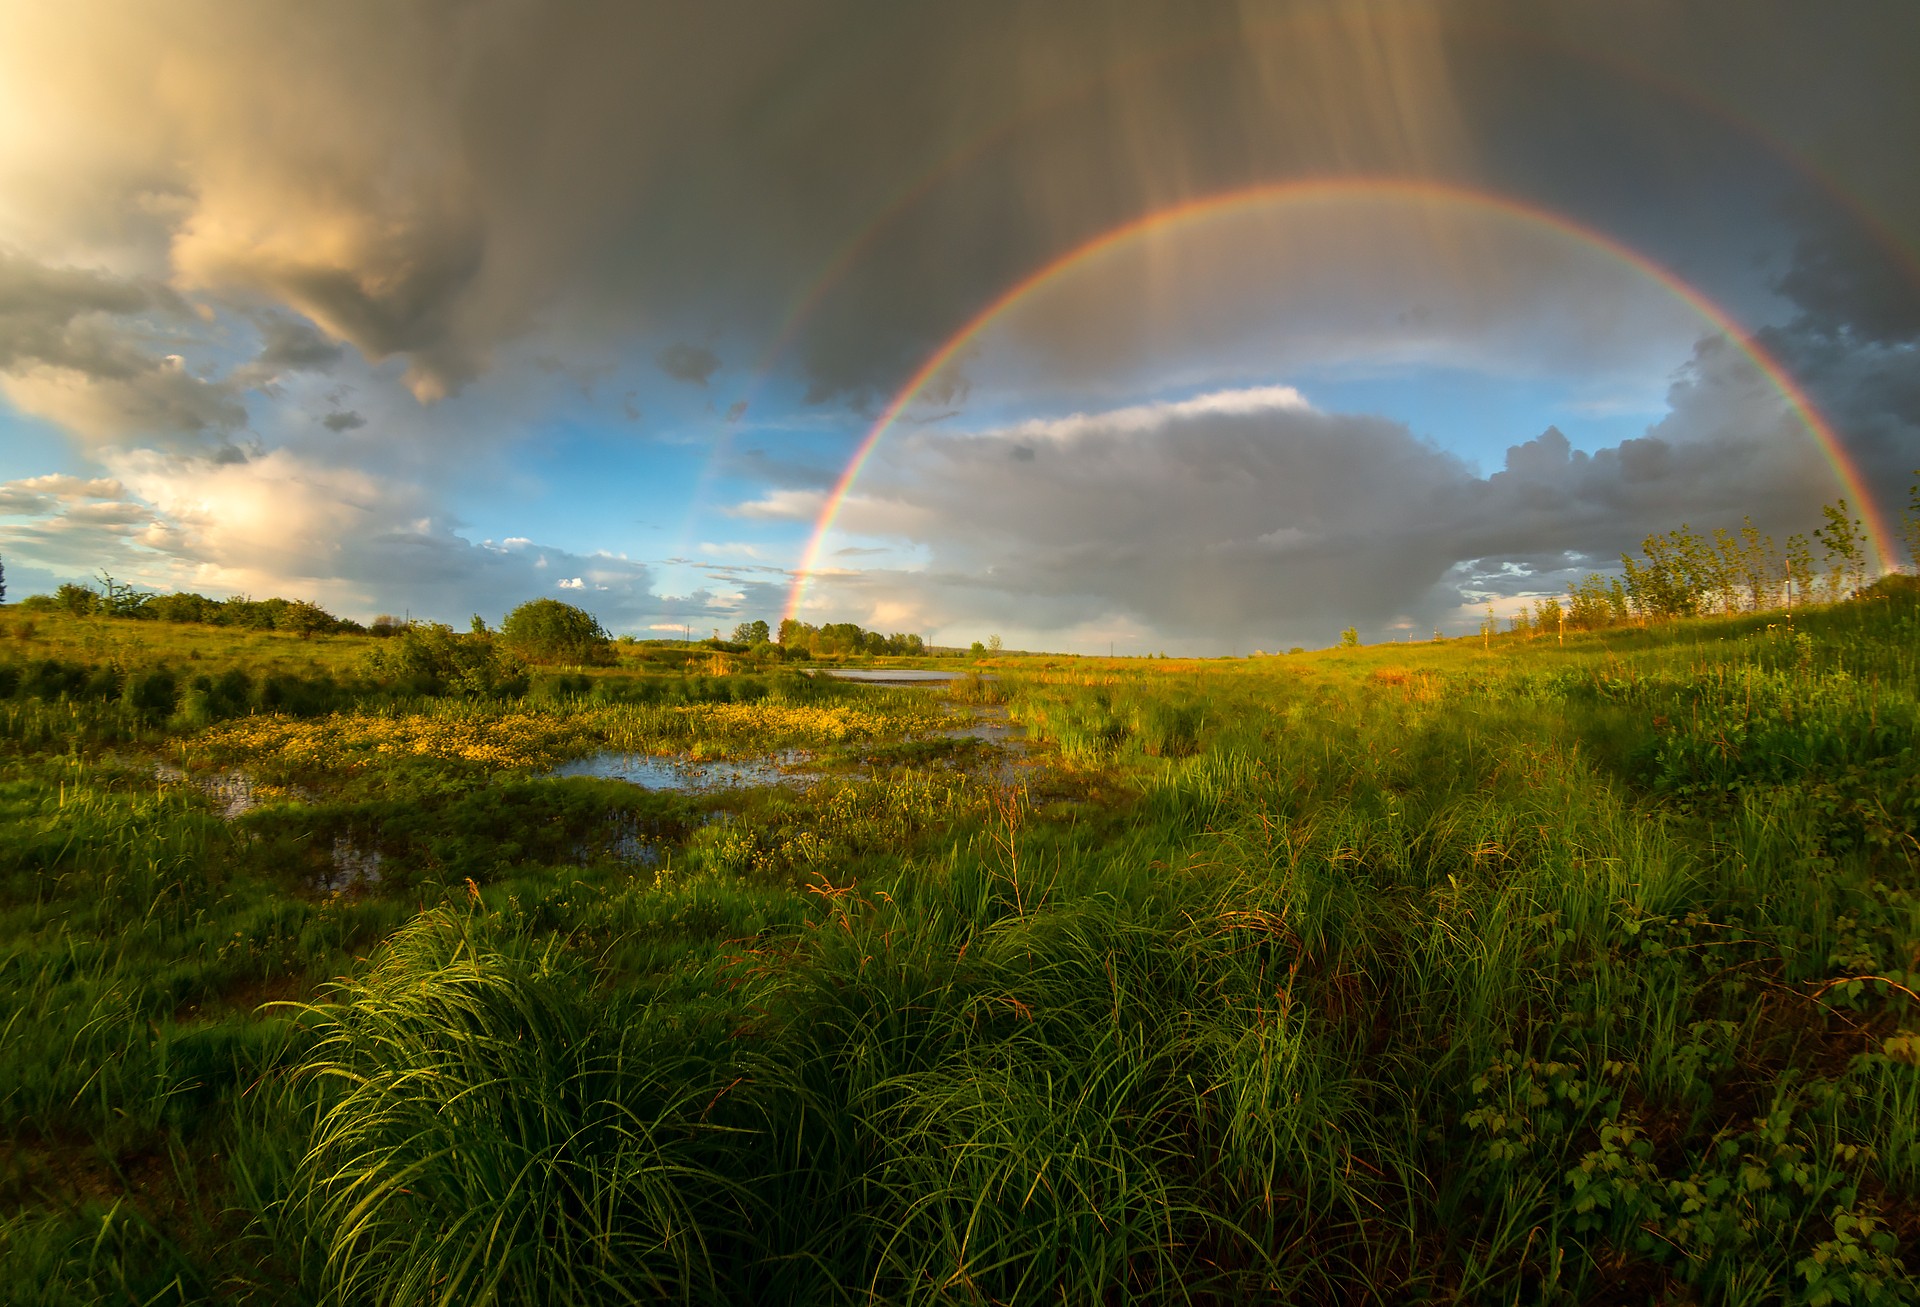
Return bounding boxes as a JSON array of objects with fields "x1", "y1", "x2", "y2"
[{"x1": 784, "y1": 176, "x2": 1898, "y2": 623}]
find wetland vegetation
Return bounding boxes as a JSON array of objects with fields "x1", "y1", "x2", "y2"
[{"x1": 2, "y1": 573, "x2": 1918, "y2": 1304}]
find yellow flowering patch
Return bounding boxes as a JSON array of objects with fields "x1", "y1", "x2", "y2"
[
  {"x1": 596, "y1": 699, "x2": 951, "y2": 754},
  {"x1": 193, "y1": 709, "x2": 596, "y2": 772},
  {"x1": 187, "y1": 693, "x2": 952, "y2": 777}
]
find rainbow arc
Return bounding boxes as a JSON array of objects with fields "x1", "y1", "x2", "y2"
[{"x1": 784, "y1": 177, "x2": 1897, "y2": 624}]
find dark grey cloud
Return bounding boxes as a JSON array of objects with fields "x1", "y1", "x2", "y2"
[
  {"x1": 0, "y1": 250, "x2": 174, "y2": 378},
  {"x1": 255, "y1": 315, "x2": 347, "y2": 372},
  {"x1": 17, "y1": 2, "x2": 1914, "y2": 413},
  {"x1": 322, "y1": 410, "x2": 367, "y2": 432},
  {"x1": 0, "y1": 0, "x2": 1905, "y2": 465},
  {"x1": 0, "y1": 249, "x2": 249, "y2": 449},
  {"x1": 3, "y1": 1, "x2": 1917, "y2": 642},
  {"x1": 815, "y1": 336, "x2": 1862, "y2": 647},
  {"x1": 655, "y1": 343, "x2": 720, "y2": 387}
]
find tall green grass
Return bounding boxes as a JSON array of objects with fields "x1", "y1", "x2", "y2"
[{"x1": 2, "y1": 588, "x2": 1916, "y2": 1301}]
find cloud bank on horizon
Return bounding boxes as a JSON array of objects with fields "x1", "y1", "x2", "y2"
[{"x1": 0, "y1": 0, "x2": 1915, "y2": 651}]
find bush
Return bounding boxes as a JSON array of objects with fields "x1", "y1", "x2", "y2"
[
  {"x1": 121, "y1": 669, "x2": 178, "y2": 720},
  {"x1": 500, "y1": 599, "x2": 615, "y2": 666},
  {"x1": 54, "y1": 583, "x2": 98, "y2": 617},
  {"x1": 363, "y1": 624, "x2": 525, "y2": 698}
]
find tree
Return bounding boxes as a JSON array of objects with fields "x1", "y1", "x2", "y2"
[
  {"x1": 1737, "y1": 517, "x2": 1776, "y2": 612},
  {"x1": 500, "y1": 598, "x2": 615, "y2": 665},
  {"x1": 1622, "y1": 524, "x2": 1720, "y2": 620},
  {"x1": 1711, "y1": 527, "x2": 1744, "y2": 614},
  {"x1": 282, "y1": 599, "x2": 336, "y2": 639},
  {"x1": 986, "y1": 634, "x2": 1003, "y2": 653},
  {"x1": 1533, "y1": 595, "x2": 1564, "y2": 640},
  {"x1": 1813, "y1": 499, "x2": 1865, "y2": 601},
  {"x1": 94, "y1": 572, "x2": 150, "y2": 618},
  {"x1": 1784, "y1": 533, "x2": 1815, "y2": 611},
  {"x1": 1339, "y1": 626, "x2": 1360, "y2": 648},
  {"x1": 55, "y1": 582, "x2": 99, "y2": 616},
  {"x1": 1903, "y1": 470, "x2": 1920, "y2": 573},
  {"x1": 1565, "y1": 574, "x2": 1617, "y2": 630},
  {"x1": 733, "y1": 619, "x2": 770, "y2": 646},
  {"x1": 147, "y1": 591, "x2": 222, "y2": 624},
  {"x1": 0, "y1": 554, "x2": 6, "y2": 604}
]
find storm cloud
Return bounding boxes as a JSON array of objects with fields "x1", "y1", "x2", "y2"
[
  {"x1": 0, "y1": 1, "x2": 1913, "y2": 640},
  {"x1": 803, "y1": 353, "x2": 1859, "y2": 648}
]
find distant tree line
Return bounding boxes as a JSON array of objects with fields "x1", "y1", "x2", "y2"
[
  {"x1": 14, "y1": 573, "x2": 361, "y2": 637},
  {"x1": 776, "y1": 619, "x2": 926, "y2": 658},
  {"x1": 1512, "y1": 485, "x2": 1919, "y2": 635}
]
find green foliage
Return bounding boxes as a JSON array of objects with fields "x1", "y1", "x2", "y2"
[
  {"x1": 1818, "y1": 499, "x2": 1869, "y2": 601},
  {"x1": 1565, "y1": 571, "x2": 1630, "y2": 628},
  {"x1": 1611, "y1": 502, "x2": 1869, "y2": 622},
  {"x1": 1905, "y1": 470, "x2": 1920, "y2": 574},
  {"x1": 776, "y1": 618, "x2": 925, "y2": 658},
  {"x1": 277, "y1": 911, "x2": 744, "y2": 1305},
  {"x1": 362, "y1": 620, "x2": 527, "y2": 696},
  {"x1": 1531, "y1": 594, "x2": 1563, "y2": 633},
  {"x1": 1339, "y1": 625, "x2": 1359, "y2": 647},
  {"x1": 500, "y1": 597, "x2": 615, "y2": 666},
  {"x1": 53, "y1": 582, "x2": 98, "y2": 616}
]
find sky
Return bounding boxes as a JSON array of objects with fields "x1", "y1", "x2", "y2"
[{"x1": 1, "y1": 1, "x2": 1916, "y2": 654}]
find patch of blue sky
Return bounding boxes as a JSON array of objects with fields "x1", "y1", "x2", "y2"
[
  {"x1": 1296, "y1": 365, "x2": 1667, "y2": 472},
  {"x1": 0, "y1": 408, "x2": 93, "y2": 486},
  {"x1": 456, "y1": 364, "x2": 860, "y2": 566}
]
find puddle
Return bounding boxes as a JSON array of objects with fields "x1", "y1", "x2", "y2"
[
  {"x1": 548, "y1": 750, "x2": 825, "y2": 791},
  {"x1": 591, "y1": 816, "x2": 667, "y2": 867},
  {"x1": 153, "y1": 762, "x2": 279, "y2": 820},
  {"x1": 815, "y1": 668, "x2": 978, "y2": 685},
  {"x1": 325, "y1": 837, "x2": 384, "y2": 890},
  {"x1": 939, "y1": 705, "x2": 1027, "y2": 745}
]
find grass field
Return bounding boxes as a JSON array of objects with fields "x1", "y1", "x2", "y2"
[{"x1": 2, "y1": 588, "x2": 1917, "y2": 1304}]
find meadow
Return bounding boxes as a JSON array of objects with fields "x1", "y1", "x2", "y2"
[{"x1": 2, "y1": 587, "x2": 1917, "y2": 1304}]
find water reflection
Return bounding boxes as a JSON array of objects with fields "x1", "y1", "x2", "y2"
[{"x1": 548, "y1": 750, "x2": 822, "y2": 791}]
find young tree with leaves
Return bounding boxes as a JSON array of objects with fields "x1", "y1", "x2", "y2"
[
  {"x1": 1783, "y1": 533, "x2": 1815, "y2": 613},
  {"x1": 1904, "y1": 470, "x2": 1920, "y2": 573},
  {"x1": 1737, "y1": 516, "x2": 1776, "y2": 611},
  {"x1": 1813, "y1": 499, "x2": 1865, "y2": 600}
]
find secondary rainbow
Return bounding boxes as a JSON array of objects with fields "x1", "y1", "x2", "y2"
[{"x1": 784, "y1": 176, "x2": 1897, "y2": 623}]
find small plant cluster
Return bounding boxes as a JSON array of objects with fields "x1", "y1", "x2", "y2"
[{"x1": 1009, "y1": 676, "x2": 1210, "y2": 761}]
